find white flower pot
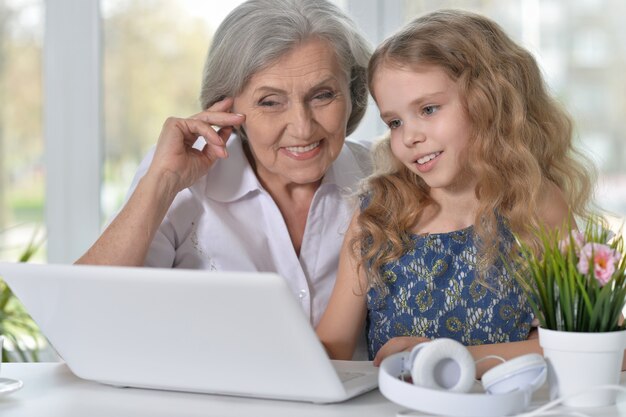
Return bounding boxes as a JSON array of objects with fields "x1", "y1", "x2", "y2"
[{"x1": 538, "y1": 327, "x2": 626, "y2": 407}]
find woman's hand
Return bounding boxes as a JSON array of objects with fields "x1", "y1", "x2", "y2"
[
  {"x1": 373, "y1": 336, "x2": 431, "y2": 366},
  {"x1": 75, "y1": 98, "x2": 245, "y2": 267},
  {"x1": 147, "y1": 97, "x2": 245, "y2": 192}
]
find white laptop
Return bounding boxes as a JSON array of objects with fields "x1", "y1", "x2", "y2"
[{"x1": 0, "y1": 262, "x2": 378, "y2": 403}]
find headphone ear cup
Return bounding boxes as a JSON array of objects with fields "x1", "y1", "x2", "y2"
[
  {"x1": 481, "y1": 353, "x2": 547, "y2": 395},
  {"x1": 410, "y1": 338, "x2": 476, "y2": 393}
]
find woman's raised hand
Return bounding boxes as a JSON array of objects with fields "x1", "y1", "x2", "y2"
[
  {"x1": 146, "y1": 97, "x2": 245, "y2": 192},
  {"x1": 75, "y1": 98, "x2": 244, "y2": 266}
]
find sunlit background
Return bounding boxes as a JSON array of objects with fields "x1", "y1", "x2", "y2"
[{"x1": 1, "y1": 0, "x2": 625, "y2": 262}]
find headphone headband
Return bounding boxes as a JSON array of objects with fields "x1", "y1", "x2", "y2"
[{"x1": 379, "y1": 352, "x2": 534, "y2": 417}]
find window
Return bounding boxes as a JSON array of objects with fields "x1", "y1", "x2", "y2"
[
  {"x1": 3, "y1": 1, "x2": 625, "y2": 262},
  {"x1": 101, "y1": 0, "x2": 348, "y2": 223},
  {"x1": 0, "y1": 0, "x2": 44, "y2": 262},
  {"x1": 402, "y1": 0, "x2": 626, "y2": 229}
]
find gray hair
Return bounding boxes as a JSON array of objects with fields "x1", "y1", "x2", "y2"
[{"x1": 199, "y1": 0, "x2": 371, "y2": 136}]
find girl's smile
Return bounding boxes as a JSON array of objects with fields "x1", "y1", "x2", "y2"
[{"x1": 414, "y1": 150, "x2": 443, "y2": 172}]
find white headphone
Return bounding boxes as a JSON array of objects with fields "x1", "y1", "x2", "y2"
[{"x1": 379, "y1": 338, "x2": 547, "y2": 417}]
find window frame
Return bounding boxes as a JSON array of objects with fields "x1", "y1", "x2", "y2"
[{"x1": 45, "y1": 0, "x2": 102, "y2": 263}]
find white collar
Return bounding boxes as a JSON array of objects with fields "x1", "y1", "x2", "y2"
[{"x1": 321, "y1": 141, "x2": 367, "y2": 191}]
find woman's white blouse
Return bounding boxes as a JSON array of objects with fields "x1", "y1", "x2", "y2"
[{"x1": 126, "y1": 136, "x2": 371, "y2": 327}]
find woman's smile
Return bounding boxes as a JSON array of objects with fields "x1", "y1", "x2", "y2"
[{"x1": 282, "y1": 140, "x2": 323, "y2": 160}]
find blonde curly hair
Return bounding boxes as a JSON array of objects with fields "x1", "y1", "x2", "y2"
[{"x1": 357, "y1": 9, "x2": 595, "y2": 291}]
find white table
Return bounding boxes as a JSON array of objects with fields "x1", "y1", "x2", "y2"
[{"x1": 2, "y1": 363, "x2": 626, "y2": 417}]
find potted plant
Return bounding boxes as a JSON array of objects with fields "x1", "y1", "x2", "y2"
[
  {"x1": 514, "y1": 216, "x2": 626, "y2": 407},
  {"x1": 0, "y1": 234, "x2": 42, "y2": 362}
]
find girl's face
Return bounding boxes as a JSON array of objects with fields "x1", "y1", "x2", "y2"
[
  {"x1": 372, "y1": 64, "x2": 474, "y2": 198},
  {"x1": 232, "y1": 38, "x2": 351, "y2": 190}
]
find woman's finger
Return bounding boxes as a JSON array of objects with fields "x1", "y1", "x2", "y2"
[
  {"x1": 191, "y1": 111, "x2": 245, "y2": 127},
  {"x1": 189, "y1": 96, "x2": 235, "y2": 120},
  {"x1": 189, "y1": 106, "x2": 246, "y2": 126},
  {"x1": 176, "y1": 118, "x2": 225, "y2": 150},
  {"x1": 217, "y1": 126, "x2": 234, "y2": 142},
  {"x1": 207, "y1": 96, "x2": 234, "y2": 112}
]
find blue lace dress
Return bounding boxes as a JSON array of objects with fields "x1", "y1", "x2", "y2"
[{"x1": 366, "y1": 223, "x2": 533, "y2": 359}]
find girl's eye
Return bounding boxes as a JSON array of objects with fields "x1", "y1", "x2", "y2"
[
  {"x1": 387, "y1": 119, "x2": 402, "y2": 129},
  {"x1": 422, "y1": 105, "x2": 439, "y2": 116}
]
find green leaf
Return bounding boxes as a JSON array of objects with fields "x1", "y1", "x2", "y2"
[
  {"x1": 0, "y1": 227, "x2": 44, "y2": 362},
  {"x1": 511, "y1": 215, "x2": 626, "y2": 333}
]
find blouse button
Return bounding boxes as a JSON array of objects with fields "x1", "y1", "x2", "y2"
[{"x1": 298, "y1": 289, "x2": 307, "y2": 299}]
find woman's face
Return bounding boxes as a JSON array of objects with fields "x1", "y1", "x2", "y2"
[{"x1": 233, "y1": 38, "x2": 351, "y2": 189}]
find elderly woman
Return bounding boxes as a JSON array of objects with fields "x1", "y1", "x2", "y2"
[{"x1": 77, "y1": 0, "x2": 372, "y2": 329}]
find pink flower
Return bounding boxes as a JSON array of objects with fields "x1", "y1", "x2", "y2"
[
  {"x1": 559, "y1": 231, "x2": 585, "y2": 256},
  {"x1": 577, "y1": 243, "x2": 621, "y2": 286}
]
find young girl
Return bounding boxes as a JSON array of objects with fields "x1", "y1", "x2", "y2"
[{"x1": 316, "y1": 9, "x2": 593, "y2": 376}]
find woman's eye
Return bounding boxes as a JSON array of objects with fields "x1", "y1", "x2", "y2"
[
  {"x1": 387, "y1": 119, "x2": 402, "y2": 129},
  {"x1": 259, "y1": 99, "x2": 278, "y2": 107},
  {"x1": 422, "y1": 105, "x2": 439, "y2": 116},
  {"x1": 257, "y1": 95, "x2": 285, "y2": 107},
  {"x1": 313, "y1": 91, "x2": 336, "y2": 101}
]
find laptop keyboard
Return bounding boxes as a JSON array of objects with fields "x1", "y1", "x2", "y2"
[{"x1": 338, "y1": 371, "x2": 365, "y2": 383}]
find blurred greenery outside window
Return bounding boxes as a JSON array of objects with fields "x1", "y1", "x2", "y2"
[
  {"x1": 0, "y1": 0, "x2": 44, "y2": 263},
  {"x1": 102, "y1": 0, "x2": 224, "y2": 222},
  {"x1": 1, "y1": 0, "x2": 626, "y2": 264}
]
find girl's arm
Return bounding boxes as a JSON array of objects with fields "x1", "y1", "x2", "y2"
[
  {"x1": 468, "y1": 339, "x2": 542, "y2": 377},
  {"x1": 316, "y1": 212, "x2": 368, "y2": 360},
  {"x1": 372, "y1": 335, "x2": 542, "y2": 378},
  {"x1": 469, "y1": 338, "x2": 626, "y2": 376}
]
